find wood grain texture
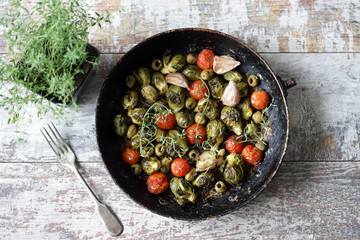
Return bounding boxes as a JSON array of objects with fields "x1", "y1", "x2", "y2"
[
  {"x1": 0, "y1": 0, "x2": 359, "y2": 53},
  {"x1": 0, "y1": 162, "x2": 359, "y2": 239},
  {"x1": 1, "y1": 53, "x2": 359, "y2": 163}
]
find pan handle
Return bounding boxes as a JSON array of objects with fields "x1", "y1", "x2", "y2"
[{"x1": 276, "y1": 76, "x2": 296, "y2": 98}]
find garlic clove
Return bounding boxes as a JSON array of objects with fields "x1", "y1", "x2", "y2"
[
  {"x1": 220, "y1": 80, "x2": 241, "y2": 107},
  {"x1": 165, "y1": 72, "x2": 189, "y2": 89},
  {"x1": 213, "y1": 55, "x2": 240, "y2": 75}
]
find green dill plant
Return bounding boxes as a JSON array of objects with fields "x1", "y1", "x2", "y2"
[{"x1": 0, "y1": 0, "x2": 110, "y2": 127}]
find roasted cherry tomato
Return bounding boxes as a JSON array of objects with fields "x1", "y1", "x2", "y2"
[
  {"x1": 225, "y1": 135, "x2": 244, "y2": 154},
  {"x1": 171, "y1": 158, "x2": 191, "y2": 177},
  {"x1": 251, "y1": 90, "x2": 269, "y2": 110},
  {"x1": 146, "y1": 172, "x2": 169, "y2": 194},
  {"x1": 122, "y1": 146, "x2": 140, "y2": 164},
  {"x1": 185, "y1": 123, "x2": 207, "y2": 144},
  {"x1": 156, "y1": 112, "x2": 176, "y2": 130},
  {"x1": 241, "y1": 145, "x2": 262, "y2": 165},
  {"x1": 189, "y1": 80, "x2": 209, "y2": 100},
  {"x1": 197, "y1": 49, "x2": 215, "y2": 70}
]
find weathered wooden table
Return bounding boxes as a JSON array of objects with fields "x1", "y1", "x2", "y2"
[{"x1": 1, "y1": 0, "x2": 359, "y2": 239}]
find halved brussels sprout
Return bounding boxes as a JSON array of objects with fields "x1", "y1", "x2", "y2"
[
  {"x1": 128, "y1": 108, "x2": 146, "y2": 125},
  {"x1": 161, "y1": 53, "x2": 186, "y2": 74},
  {"x1": 238, "y1": 97, "x2": 254, "y2": 120},
  {"x1": 170, "y1": 177, "x2": 196, "y2": 205},
  {"x1": 113, "y1": 114, "x2": 127, "y2": 137},
  {"x1": 141, "y1": 85, "x2": 159, "y2": 104},
  {"x1": 196, "y1": 150, "x2": 223, "y2": 172},
  {"x1": 182, "y1": 65, "x2": 202, "y2": 81},
  {"x1": 224, "y1": 70, "x2": 242, "y2": 81},
  {"x1": 141, "y1": 157, "x2": 161, "y2": 175},
  {"x1": 160, "y1": 157, "x2": 172, "y2": 173},
  {"x1": 205, "y1": 119, "x2": 226, "y2": 149},
  {"x1": 236, "y1": 82, "x2": 248, "y2": 98},
  {"x1": 220, "y1": 152, "x2": 244, "y2": 184},
  {"x1": 122, "y1": 90, "x2": 139, "y2": 110},
  {"x1": 152, "y1": 72, "x2": 168, "y2": 95},
  {"x1": 194, "y1": 98, "x2": 219, "y2": 120},
  {"x1": 208, "y1": 76, "x2": 225, "y2": 99},
  {"x1": 192, "y1": 172, "x2": 215, "y2": 188},
  {"x1": 129, "y1": 133, "x2": 140, "y2": 151},
  {"x1": 133, "y1": 67, "x2": 151, "y2": 85},
  {"x1": 166, "y1": 85, "x2": 185, "y2": 113},
  {"x1": 165, "y1": 129, "x2": 189, "y2": 157},
  {"x1": 220, "y1": 106, "x2": 243, "y2": 135},
  {"x1": 175, "y1": 112, "x2": 194, "y2": 129}
]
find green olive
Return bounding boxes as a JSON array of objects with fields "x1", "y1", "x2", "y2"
[
  {"x1": 248, "y1": 74, "x2": 259, "y2": 87},
  {"x1": 113, "y1": 114, "x2": 127, "y2": 137},
  {"x1": 151, "y1": 59, "x2": 163, "y2": 71},
  {"x1": 160, "y1": 157, "x2": 172, "y2": 173},
  {"x1": 214, "y1": 181, "x2": 226, "y2": 193},
  {"x1": 255, "y1": 141, "x2": 266, "y2": 151},
  {"x1": 126, "y1": 124, "x2": 137, "y2": 139},
  {"x1": 252, "y1": 111, "x2": 263, "y2": 124},
  {"x1": 194, "y1": 113, "x2": 206, "y2": 125},
  {"x1": 188, "y1": 149, "x2": 200, "y2": 160},
  {"x1": 122, "y1": 90, "x2": 139, "y2": 109},
  {"x1": 185, "y1": 167, "x2": 197, "y2": 182},
  {"x1": 185, "y1": 97, "x2": 197, "y2": 110},
  {"x1": 186, "y1": 53, "x2": 197, "y2": 64},
  {"x1": 130, "y1": 164, "x2": 142, "y2": 175},
  {"x1": 200, "y1": 69, "x2": 214, "y2": 81},
  {"x1": 130, "y1": 134, "x2": 140, "y2": 150},
  {"x1": 142, "y1": 146, "x2": 155, "y2": 157},
  {"x1": 141, "y1": 85, "x2": 159, "y2": 104},
  {"x1": 155, "y1": 143, "x2": 166, "y2": 157},
  {"x1": 125, "y1": 74, "x2": 136, "y2": 88},
  {"x1": 155, "y1": 128, "x2": 165, "y2": 142},
  {"x1": 224, "y1": 70, "x2": 242, "y2": 81},
  {"x1": 245, "y1": 122, "x2": 259, "y2": 136}
]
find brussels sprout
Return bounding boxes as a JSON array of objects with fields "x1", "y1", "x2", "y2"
[
  {"x1": 166, "y1": 85, "x2": 185, "y2": 113},
  {"x1": 131, "y1": 164, "x2": 142, "y2": 175},
  {"x1": 133, "y1": 67, "x2": 151, "y2": 85},
  {"x1": 252, "y1": 111, "x2": 263, "y2": 124},
  {"x1": 192, "y1": 172, "x2": 215, "y2": 188},
  {"x1": 170, "y1": 177, "x2": 196, "y2": 205},
  {"x1": 175, "y1": 112, "x2": 194, "y2": 128},
  {"x1": 141, "y1": 85, "x2": 159, "y2": 104},
  {"x1": 196, "y1": 150, "x2": 223, "y2": 172},
  {"x1": 165, "y1": 129, "x2": 189, "y2": 157},
  {"x1": 238, "y1": 98, "x2": 254, "y2": 120},
  {"x1": 113, "y1": 114, "x2": 127, "y2": 137},
  {"x1": 236, "y1": 82, "x2": 248, "y2": 98},
  {"x1": 220, "y1": 152, "x2": 244, "y2": 184},
  {"x1": 127, "y1": 124, "x2": 137, "y2": 139},
  {"x1": 141, "y1": 157, "x2": 161, "y2": 175},
  {"x1": 200, "y1": 69, "x2": 214, "y2": 81},
  {"x1": 182, "y1": 65, "x2": 202, "y2": 81},
  {"x1": 155, "y1": 143, "x2": 165, "y2": 157},
  {"x1": 205, "y1": 119, "x2": 225, "y2": 148},
  {"x1": 186, "y1": 53, "x2": 197, "y2": 64},
  {"x1": 245, "y1": 122, "x2": 259, "y2": 136},
  {"x1": 185, "y1": 97, "x2": 197, "y2": 110},
  {"x1": 128, "y1": 108, "x2": 146, "y2": 125},
  {"x1": 248, "y1": 74, "x2": 259, "y2": 87},
  {"x1": 185, "y1": 167, "x2": 197, "y2": 182},
  {"x1": 215, "y1": 181, "x2": 227, "y2": 193},
  {"x1": 152, "y1": 72, "x2": 168, "y2": 95},
  {"x1": 220, "y1": 106, "x2": 243, "y2": 135},
  {"x1": 125, "y1": 74, "x2": 136, "y2": 88},
  {"x1": 208, "y1": 76, "x2": 225, "y2": 99},
  {"x1": 194, "y1": 98, "x2": 219, "y2": 120},
  {"x1": 129, "y1": 134, "x2": 140, "y2": 150},
  {"x1": 160, "y1": 157, "x2": 172, "y2": 173},
  {"x1": 122, "y1": 90, "x2": 139, "y2": 110},
  {"x1": 195, "y1": 113, "x2": 206, "y2": 125},
  {"x1": 162, "y1": 53, "x2": 186, "y2": 74},
  {"x1": 224, "y1": 70, "x2": 243, "y2": 81},
  {"x1": 151, "y1": 59, "x2": 163, "y2": 71}
]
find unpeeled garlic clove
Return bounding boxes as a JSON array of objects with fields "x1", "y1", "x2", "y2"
[
  {"x1": 213, "y1": 55, "x2": 240, "y2": 75},
  {"x1": 165, "y1": 72, "x2": 189, "y2": 89},
  {"x1": 220, "y1": 80, "x2": 241, "y2": 107}
]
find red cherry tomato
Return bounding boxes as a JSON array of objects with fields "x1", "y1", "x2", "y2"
[
  {"x1": 197, "y1": 49, "x2": 215, "y2": 70},
  {"x1": 156, "y1": 112, "x2": 176, "y2": 130},
  {"x1": 225, "y1": 135, "x2": 244, "y2": 154},
  {"x1": 189, "y1": 80, "x2": 209, "y2": 100},
  {"x1": 122, "y1": 146, "x2": 140, "y2": 164},
  {"x1": 146, "y1": 172, "x2": 169, "y2": 194},
  {"x1": 251, "y1": 90, "x2": 269, "y2": 110},
  {"x1": 241, "y1": 145, "x2": 262, "y2": 165},
  {"x1": 185, "y1": 123, "x2": 206, "y2": 144},
  {"x1": 171, "y1": 158, "x2": 191, "y2": 177}
]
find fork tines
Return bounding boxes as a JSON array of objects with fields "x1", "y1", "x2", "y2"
[{"x1": 40, "y1": 122, "x2": 69, "y2": 158}]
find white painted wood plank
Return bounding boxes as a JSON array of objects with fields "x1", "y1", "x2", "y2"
[
  {"x1": 0, "y1": 162, "x2": 359, "y2": 239},
  {"x1": 0, "y1": 0, "x2": 359, "y2": 53},
  {"x1": 0, "y1": 53, "x2": 359, "y2": 162}
]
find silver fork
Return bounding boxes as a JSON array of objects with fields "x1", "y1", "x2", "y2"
[{"x1": 41, "y1": 122, "x2": 123, "y2": 236}]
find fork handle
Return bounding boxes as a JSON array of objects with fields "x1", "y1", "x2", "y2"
[{"x1": 73, "y1": 167, "x2": 124, "y2": 236}]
